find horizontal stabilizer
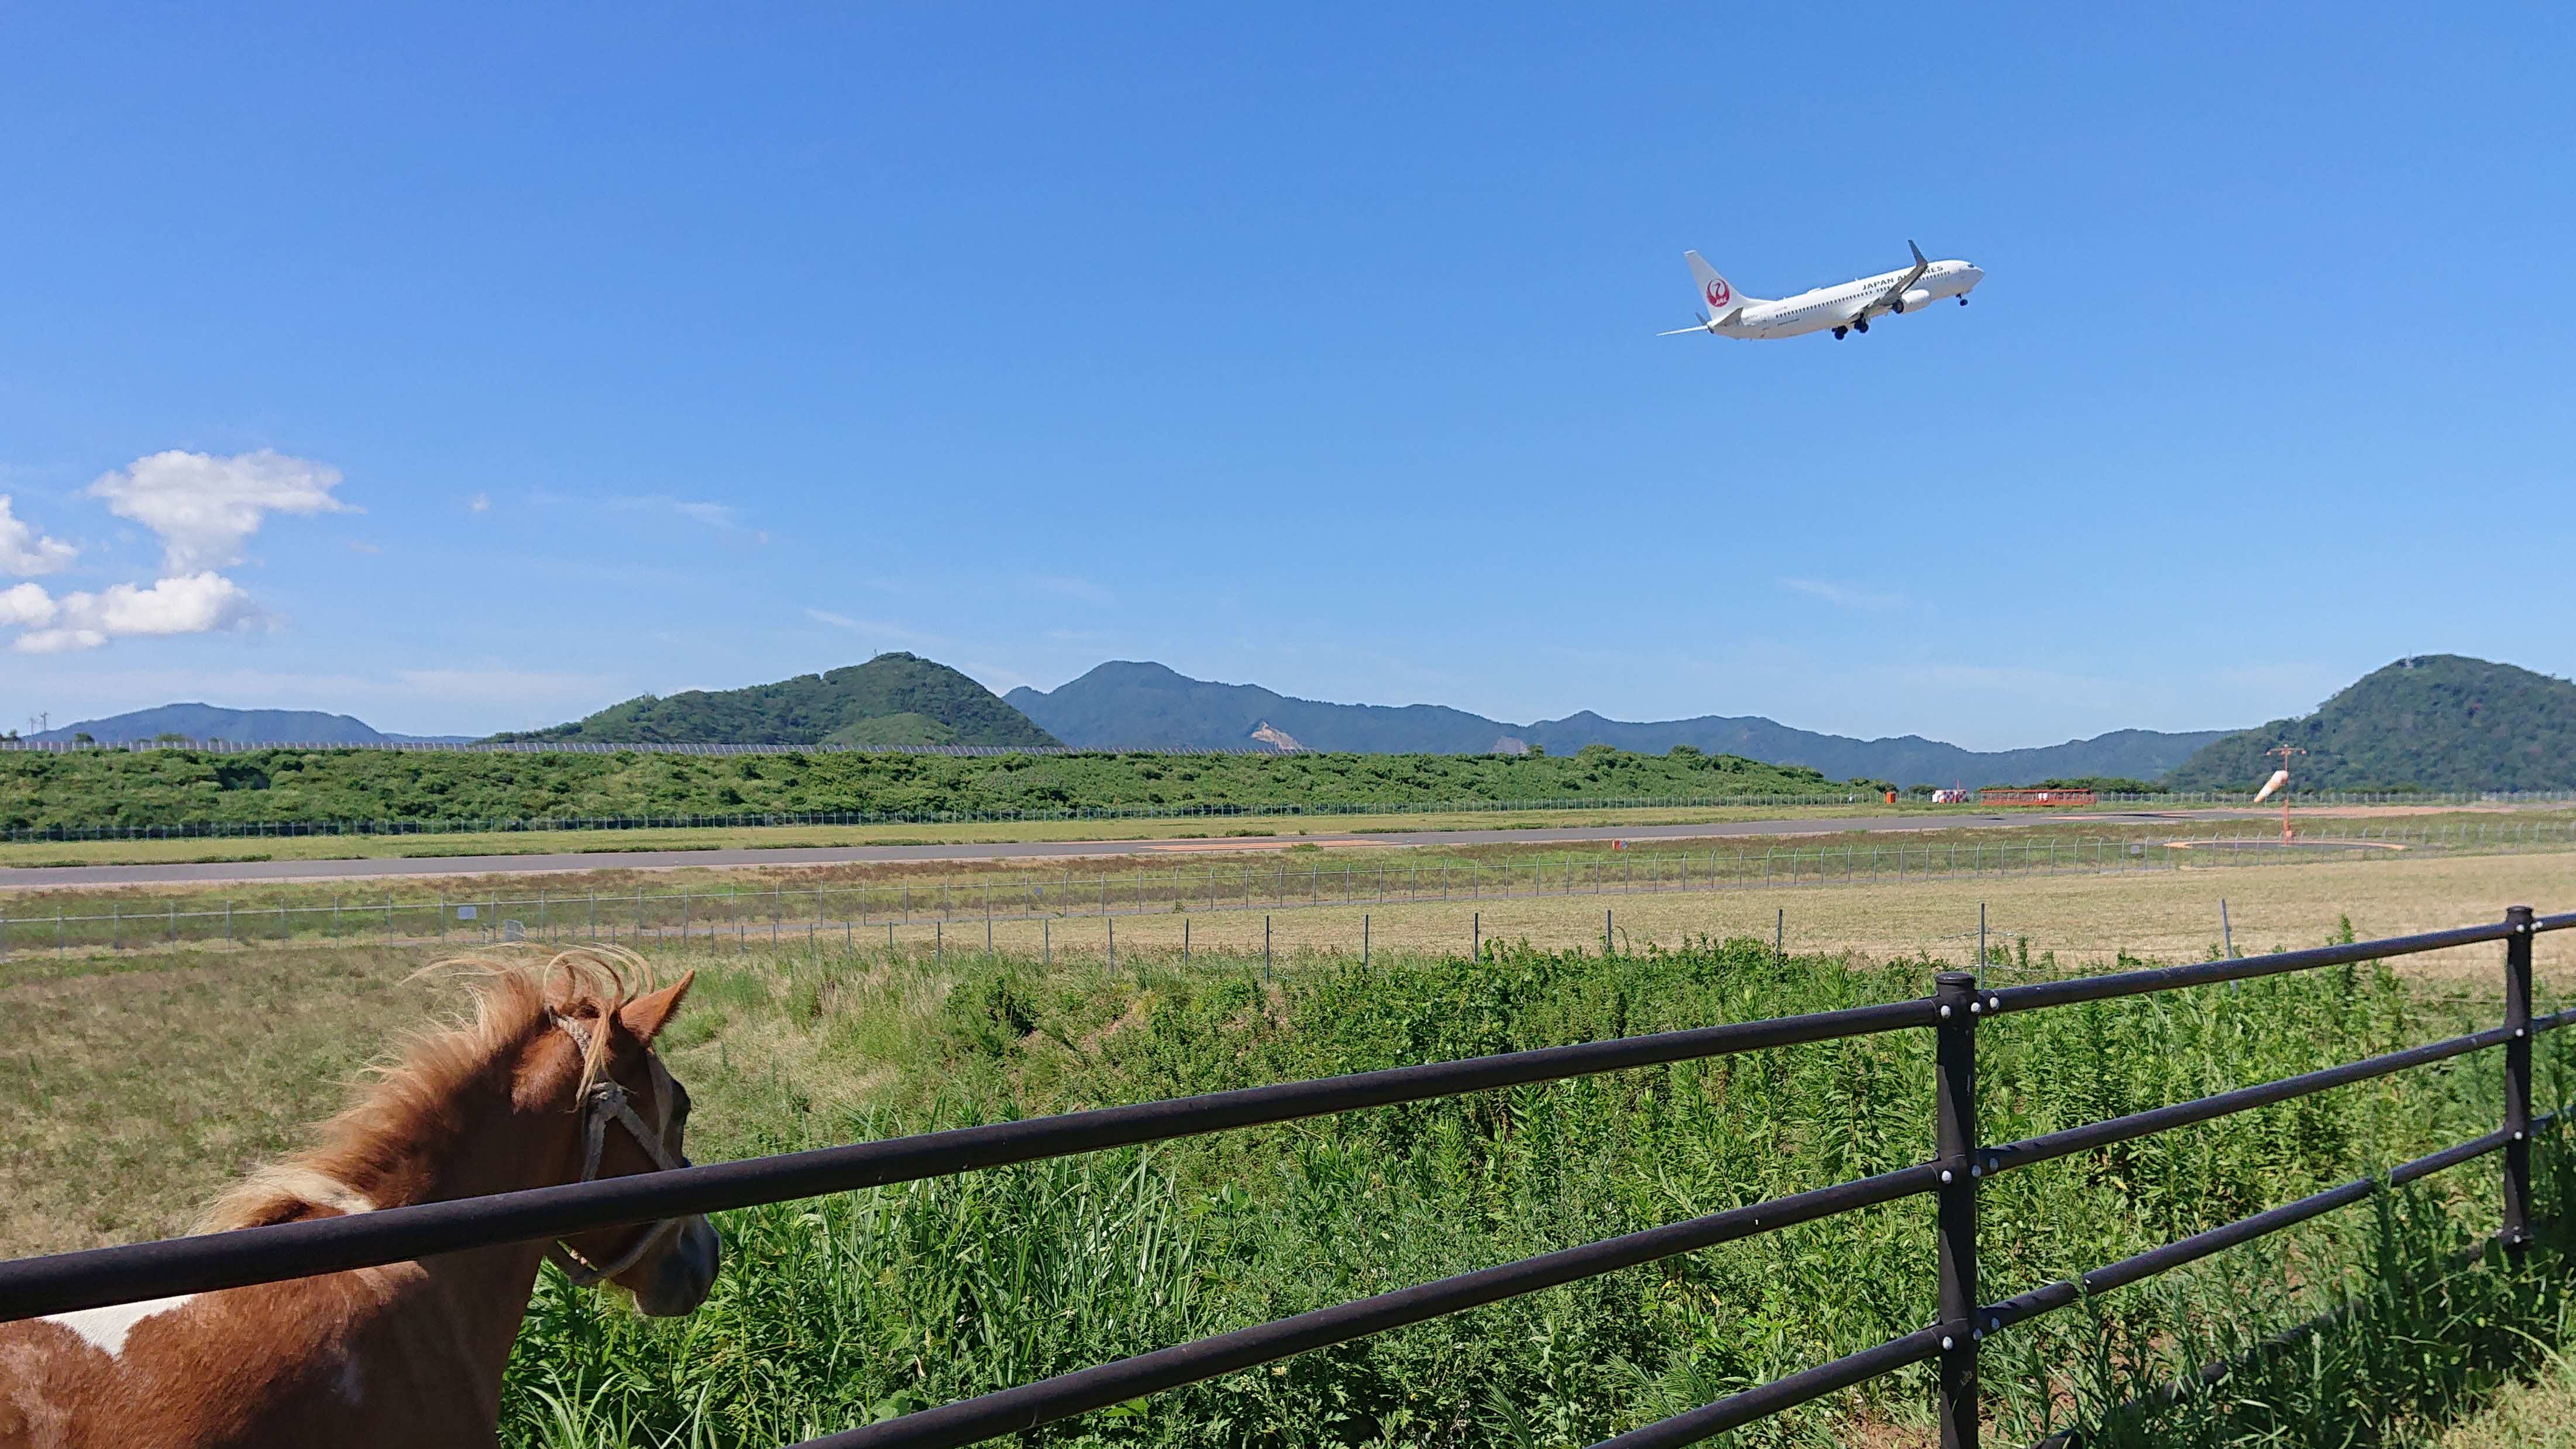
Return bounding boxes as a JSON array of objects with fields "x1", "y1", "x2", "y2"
[{"x1": 1657, "y1": 305, "x2": 1741, "y2": 336}]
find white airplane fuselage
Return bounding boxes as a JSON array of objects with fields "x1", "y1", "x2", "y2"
[
  {"x1": 1672, "y1": 246, "x2": 1985, "y2": 341},
  {"x1": 1733, "y1": 260, "x2": 1983, "y2": 338}
]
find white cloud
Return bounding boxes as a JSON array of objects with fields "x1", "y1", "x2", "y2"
[
  {"x1": 1779, "y1": 577, "x2": 1906, "y2": 611},
  {"x1": 12, "y1": 627, "x2": 104, "y2": 654},
  {"x1": 613, "y1": 495, "x2": 766, "y2": 545},
  {"x1": 804, "y1": 608, "x2": 948, "y2": 649},
  {"x1": 468, "y1": 492, "x2": 492, "y2": 514},
  {"x1": 7, "y1": 572, "x2": 260, "y2": 653},
  {"x1": 668, "y1": 500, "x2": 736, "y2": 528},
  {"x1": 1, "y1": 581, "x2": 56, "y2": 627},
  {"x1": 0, "y1": 495, "x2": 77, "y2": 576},
  {"x1": 86, "y1": 450, "x2": 352, "y2": 573}
]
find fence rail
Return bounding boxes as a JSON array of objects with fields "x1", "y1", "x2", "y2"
[
  {"x1": 0, "y1": 739, "x2": 1288, "y2": 758},
  {"x1": 2, "y1": 791, "x2": 1900, "y2": 843},
  {"x1": 1, "y1": 908, "x2": 2571, "y2": 1448},
  {"x1": 8, "y1": 821, "x2": 2574, "y2": 960}
]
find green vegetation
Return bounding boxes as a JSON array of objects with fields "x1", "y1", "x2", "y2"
[
  {"x1": 2168, "y1": 654, "x2": 2576, "y2": 793},
  {"x1": 496, "y1": 652, "x2": 1060, "y2": 748},
  {"x1": 492, "y1": 934, "x2": 2560, "y2": 1446},
  {"x1": 11, "y1": 921, "x2": 2572, "y2": 1445},
  {"x1": 0, "y1": 744, "x2": 1853, "y2": 832}
]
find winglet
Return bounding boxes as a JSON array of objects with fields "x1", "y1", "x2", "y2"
[{"x1": 1909, "y1": 239, "x2": 1927, "y2": 268}]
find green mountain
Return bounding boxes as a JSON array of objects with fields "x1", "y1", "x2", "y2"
[
  {"x1": 500, "y1": 653, "x2": 1060, "y2": 749},
  {"x1": 1007, "y1": 661, "x2": 2230, "y2": 785},
  {"x1": 25, "y1": 703, "x2": 470, "y2": 746},
  {"x1": 2164, "y1": 655, "x2": 2576, "y2": 792}
]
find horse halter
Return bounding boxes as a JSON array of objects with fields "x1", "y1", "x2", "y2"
[{"x1": 546, "y1": 1013, "x2": 690, "y2": 1287}]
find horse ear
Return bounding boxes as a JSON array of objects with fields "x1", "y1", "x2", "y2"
[{"x1": 615, "y1": 970, "x2": 695, "y2": 1044}]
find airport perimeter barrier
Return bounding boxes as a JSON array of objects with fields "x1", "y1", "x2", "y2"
[
  {"x1": 12, "y1": 821, "x2": 2576, "y2": 959},
  {"x1": 4, "y1": 791, "x2": 1904, "y2": 843},
  {"x1": 0, "y1": 739, "x2": 1274, "y2": 758},
  {"x1": 4, "y1": 910, "x2": 2574, "y2": 1448},
  {"x1": 8, "y1": 786, "x2": 2576, "y2": 846}
]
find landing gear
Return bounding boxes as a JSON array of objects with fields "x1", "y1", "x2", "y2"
[
  {"x1": 1853, "y1": 319, "x2": 1869, "y2": 333},
  {"x1": 1957, "y1": 295, "x2": 1969, "y2": 306},
  {"x1": 1832, "y1": 326, "x2": 1848, "y2": 340}
]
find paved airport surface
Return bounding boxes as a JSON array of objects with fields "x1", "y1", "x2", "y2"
[{"x1": 0, "y1": 810, "x2": 2246, "y2": 890}]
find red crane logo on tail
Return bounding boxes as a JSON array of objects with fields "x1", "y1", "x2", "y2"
[{"x1": 1704, "y1": 277, "x2": 1731, "y2": 308}]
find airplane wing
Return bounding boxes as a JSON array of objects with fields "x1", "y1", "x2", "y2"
[{"x1": 1856, "y1": 240, "x2": 1932, "y2": 321}]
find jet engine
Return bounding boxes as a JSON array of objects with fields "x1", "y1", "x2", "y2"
[{"x1": 1893, "y1": 288, "x2": 1934, "y2": 314}]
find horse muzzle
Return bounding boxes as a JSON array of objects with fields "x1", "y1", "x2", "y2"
[{"x1": 633, "y1": 1216, "x2": 722, "y2": 1317}]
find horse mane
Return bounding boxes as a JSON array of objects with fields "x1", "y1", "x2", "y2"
[{"x1": 200, "y1": 947, "x2": 653, "y2": 1233}]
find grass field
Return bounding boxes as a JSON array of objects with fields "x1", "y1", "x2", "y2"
[
  {"x1": 0, "y1": 800, "x2": 1989, "y2": 869},
  {"x1": 16, "y1": 849, "x2": 2565, "y2": 1254},
  {"x1": 8, "y1": 830, "x2": 2569, "y2": 996},
  {"x1": 975, "y1": 847, "x2": 2576, "y2": 984},
  {"x1": 2440, "y1": 1355, "x2": 2576, "y2": 1448},
  {"x1": 7, "y1": 798, "x2": 2561, "y2": 873},
  {"x1": 11, "y1": 848, "x2": 2576, "y2": 1445}
]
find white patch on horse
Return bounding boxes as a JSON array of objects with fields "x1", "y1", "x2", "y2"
[
  {"x1": 40, "y1": 1294, "x2": 197, "y2": 1358},
  {"x1": 333, "y1": 1352, "x2": 366, "y2": 1405}
]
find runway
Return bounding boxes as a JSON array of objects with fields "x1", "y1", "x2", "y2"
[{"x1": 0, "y1": 810, "x2": 2244, "y2": 891}]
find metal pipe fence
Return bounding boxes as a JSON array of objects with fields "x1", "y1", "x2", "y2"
[
  {"x1": 0, "y1": 739, "x2": 1271, "y2": 758},
  {"x1": 8, "y1": 820, "x2": 2574, "y2": 960},
  {"x1": 1, "y1": 910, "x2": 2571, "y2": 1449}
]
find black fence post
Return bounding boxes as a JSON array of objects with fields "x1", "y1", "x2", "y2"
[
  {"x1": 1935, "y1": 969, "x2": 1981, "y2": 1449},
  {"x1": 2505, "y1": 904, "x2": 2535, "y2": 1257}
]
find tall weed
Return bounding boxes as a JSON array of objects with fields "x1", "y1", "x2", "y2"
[{"x1": 500, "y1": 936, "x2": 2557, "y2": 1447}]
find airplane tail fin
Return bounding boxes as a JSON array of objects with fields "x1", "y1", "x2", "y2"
[{"x1": 1685, "y1": 250, "x2": 1759, "y2": 311}]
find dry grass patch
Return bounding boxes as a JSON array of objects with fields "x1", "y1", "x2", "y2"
[
  {"x1": 0, "y1": 939, "x2": 1103, "y2": 1260},
  {"x1": 934, "y1": 849, "x2": 2576, "y2": 987},
  {"x1": 0, "y1": 945, "x2": 439, "y2": 1255},
  {"x1": 2437, "y1": 1359, "x2": 2576, "y2": 1448}
]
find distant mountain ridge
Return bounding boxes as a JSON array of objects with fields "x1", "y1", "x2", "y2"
[
  {"x1": 25, "y1": 703, "x2": 469, "y2": 746},
  {"x1": 2165, "y1": 655, "x2": 2576, "y2": 791},
  {"x1": 1006, "y1": 662, "x2": 2232, "y2": 785},
  {"x1": 500, "y1": 652, "x2": 1060, "y2": 749}
]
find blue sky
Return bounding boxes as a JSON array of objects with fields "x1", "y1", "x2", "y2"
[{"x1": 4, "y1": 5, "x2": 2571, "y2": 749}]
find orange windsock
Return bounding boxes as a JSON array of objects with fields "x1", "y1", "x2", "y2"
[{"x1": 2252, "y1": 769, "x2": 2290, "y2": 804}]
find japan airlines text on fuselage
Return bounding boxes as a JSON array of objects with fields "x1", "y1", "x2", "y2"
[{"x1": 1663, "y1": 242, "x2": 1983, "y2": 341}]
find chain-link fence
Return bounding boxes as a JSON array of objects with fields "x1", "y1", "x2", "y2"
[
  {"x1": 0, "y1": 791, "x2": 1904, "y2": 844},
  {"x1": 10, "y1": 789, "x2": 2574, "y2": 847}
]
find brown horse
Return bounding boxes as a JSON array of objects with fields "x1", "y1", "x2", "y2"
[{"x1": 0, "y1": 949, "x2": 721, "y2": 1448}]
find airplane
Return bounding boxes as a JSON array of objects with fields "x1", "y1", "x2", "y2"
[{"x1": 1661, "y1": 242, "x2": 1983, "y2": 341}]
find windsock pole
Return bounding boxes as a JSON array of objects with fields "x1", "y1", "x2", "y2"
[{"x1": 2263, "y1": 745, "x2": 2307, "y2": 842}]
